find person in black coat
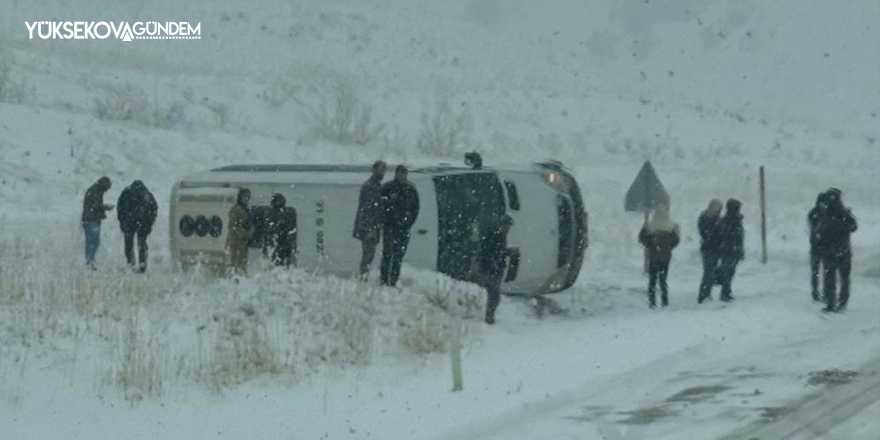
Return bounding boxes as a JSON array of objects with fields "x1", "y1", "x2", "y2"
[
  {"x1": 117, "y1": 180, "x2": 158, "y2": 272},
  {"x1": 697, "y1": 199, "x2": 723, "y2": 303},
  {"x1": 813, "y1": 188, "x2": 857, "y2": 312},
  {"x1": 379, "y1": 165, "x2": 420, "y2": 286},
  {"x1": 353, "y1": 160, "x2": 386, "y2": 277},
  {"x1": 480, "y1": 215, "x2": 517, "y2": 324},
  {"x1": 716, "y1": 198, "x2": 744, "y2": 302},
  {"x1": 81, "y1": 176, "x2": 113, "y2": 269},
  {"x1": 267, "y1": 193, "x2": 297, "y2": 268},
  {"x1": 807, "y1": 191, "x2": 828, "y2": 301}
]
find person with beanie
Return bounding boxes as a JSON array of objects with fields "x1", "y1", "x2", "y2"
[{"x1": 638, "y1": 204, "x2": 681, "y2": 308}]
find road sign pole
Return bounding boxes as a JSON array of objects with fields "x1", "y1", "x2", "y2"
[
  {"x1": 643, "y1": 210, "x2": 649, "y2": 274},
  {"x1": 760, "y1": 166, "x2": 767, "y2": 264}
]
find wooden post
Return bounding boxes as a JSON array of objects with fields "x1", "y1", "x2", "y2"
[
  {"x1": 450, "y1": 317, "x2": 463, "y2": 392},
  {"x1": 760, "y1": 166, "x2": 767, "y2": 264}
]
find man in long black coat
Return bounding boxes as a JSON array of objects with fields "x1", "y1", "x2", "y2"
[
  {"x1": 353, "y1": 160, "x2": 386, "y2": 277},
  {"x1": 481, "y1": 215, "x2": 516, "y2": 324},
  {"x1": 716, "y1": 198, "x2": 744, "y2": 302},
  {"x1": 117, "y1": 180, "x2": 158, "y2": 272},
  {"x1": 813, "y1": 188, "x2": 857, "y2": 312},
  {"x1": 807, "y1": 191, "x2": 828, "y2": 301},
  {"x1": 379, "y1": 165, "x2": 419, "y2": 286},
  {"x1": 697, "y1": 199, "x2": 723, "y2": 303}
]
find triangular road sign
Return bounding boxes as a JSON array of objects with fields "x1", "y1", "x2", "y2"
[{"x1": 624, "y1": 160, "x2": 670, "y2": 212}]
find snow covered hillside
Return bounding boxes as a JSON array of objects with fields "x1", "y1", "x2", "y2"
[{"x1": 0, "y1": 0, "x2": 878, "y2": 438}]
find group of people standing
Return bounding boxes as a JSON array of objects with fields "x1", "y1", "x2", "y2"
[
  {"x1": 81, "y1": 176, "x2": 158, "y2": 272},
  {"x1": 224, "y1": 188, "x2": 298, "y2": 275},
  {"x1": 353, "y1": 161, "x2": 420, "y2": 287},
  {"x1": 637, "y1": 191, "x2": 857, "y2": 312}
]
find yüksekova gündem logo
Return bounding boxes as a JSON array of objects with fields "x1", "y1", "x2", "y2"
[{"x1": 25, "y1": 21, "x2": 201, "y2": 41}]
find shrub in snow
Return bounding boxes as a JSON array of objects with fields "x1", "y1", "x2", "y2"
[
  {"x1": 0, "y1": 53, "x2": 32, "y2": 104},
  {"x1": 301, "y1": 75, "x2": 385, "y2": 146},
  {"x1": 94, "y1": 82, "x2": 151, "y2": 124},
  {"x1": 417, "y1": 85, "x2": 473, "y2": 156}
]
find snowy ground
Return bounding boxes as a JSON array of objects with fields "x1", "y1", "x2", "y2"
[{"x1": 1, "y1": 0, "x2": 879, "y2": 438}]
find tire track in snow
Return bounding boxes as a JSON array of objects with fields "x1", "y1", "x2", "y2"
[{"x1": 715, "y1": 352, "x2": 880, "y2": 440}]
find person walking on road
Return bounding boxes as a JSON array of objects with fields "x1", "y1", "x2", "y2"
[
  {"x1": 638, "y1": 204, "x2": 680, "y2": 308},
  {"x1": 116, "y1": 180, "x2": 158, "y2": 272},
  {"x1": 698, "y1": 199, "x2": 723, "y2": 303},
  {"x1": 379, "y1": 165, "x2": 419, "y2": 287},
  {"x1": 353, "y1": 160, "x2": 386, "y2": 278},
  {"x1": 81, "y1": 176, "x2": 114, "y2": 269},
  {"x1": 813, "y1": 188, "x2": 857, "y2": 312},
  {"x1": 480, "y1": 215, "x2": 517, "y2": 324},
  {"x1": 226, "y1": 188, "x2": 254, "y2": 275},
  {"x1": 716, "y1": 198, "x2": 745, "y2": 302}
]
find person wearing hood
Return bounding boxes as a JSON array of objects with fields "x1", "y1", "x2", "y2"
[
  {"x1": 116, "y1": 180, "x2": 158, "y2": 272},
  {"x1": 813, "y1": 188, "x2": 857, "y2": 312},
  {"x1": 698, "y1": 199, "x2": 723, "y2": 303},
  {"x1": 716, "y1": 198, "x2": 745, "y2": 302},
  {"x1": 638, "y1": 204, "x2": 680, "y2": 308},
  {"x1": 807, "y1": 191, "x2": 829, "y2": 302},
  {"x1": 353, "y1": 160, "x2": 386, "y2": 278},
  {"x1": 81, "y1": 176, "x2": 114, "y2": 269},
  {"x1": 267, "y1": 193, "x2": 297, "y2": 268},
  {"x1": 226, "y1": 188, "x2": 254, "y2": 275}
]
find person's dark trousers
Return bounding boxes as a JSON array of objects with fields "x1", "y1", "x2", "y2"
[
  {"x1": 273, "y1": 245, "x2": 294, "y2": 268},
  {"x1": 719, "y1": 259, "x2": 738, "y2": 301},
  {"x1": 822, "y1": 252, "x2": 852, "y2": 311},
  {"x1": 648, "y1": 260, "x2": 670, "y2": 307},
  {"x1": 380, "y1": 230, "x2": 410, "y2": 286},
  {"x1": 83, "y1": 221, "x2": 101, "y2": 268},
  {"x1": 483, "y1": 272, "x2": 503, "y2": 323},
  {"x1": 124, "y1": 231, "x2": 149, "y2": 272},
  {"x1": 359, "y1": 238, "x2": 378, "y2": 277},
  {"x1": 698, "y1": 251, "x2": 719, "y2": 303},
  {"x1": 810, "y1": 249, "x2": 822, "y2": 301}
]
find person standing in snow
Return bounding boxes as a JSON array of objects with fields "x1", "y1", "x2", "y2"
[
  {"x1": 116, "y1": 180, "x2": 158, "y2": 272},
  {"x1": 480, "y1": 215, "x2": 517, "y2": 324},
  {"x1": 81, "y1": 176, "x2": 114, "y2": 269},
  {"x1": 807, "y1": 191, "x2": 828, "y2": 302},
  {"x1": 353, "y1": 160, "x2": 386, "y2": 278},
  {"x1": 226, "y1": 188, "x2": 254, "y2": 275},
  {"x1": 379, "y1": 165, "x2": 419, "y2": 286},
  {"x1": 698, "y1": 199, "x2": 723, "y2": 303},
  {"x1": 813, "y1": 188, "x2": 857, "y2": 312},
  {"x1": 716, "y1": 198, "x2": 745, "y2": 302},
  {"x1": 638, "y1": 204, "x2": 680, "y2": 308},
  {"x1": 267, "y1": 193, "x2": 297, "y2": 268}
]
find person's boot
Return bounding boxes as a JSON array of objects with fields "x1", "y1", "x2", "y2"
[{"x1": 485, "y1": 314, "x2": 495, "y2": 325}]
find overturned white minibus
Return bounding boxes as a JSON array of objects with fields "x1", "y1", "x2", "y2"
[{"x1": 169, "y1": 161, "x2": 587, "y2": 294}]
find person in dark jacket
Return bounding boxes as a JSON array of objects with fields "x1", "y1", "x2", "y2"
[
  {"x1": 267, "y1": 193, "x2": 297, "y2": 268},
  {"x1": 226, "y1": 188, "x2": 253, "y2": 275},
  {"x1": 698, "y1": 199, "x2": 723, "y2": 303},
  {"x1": 814, "y1": 188, "x2": 857, "y2": 312},
  {"x1": 353, "y1": 160, "x2": 386, "y2": 278},
  {"x1": 480, "y1": 215, "x2": 517, "y2": 324},
  {"x1": 807, "y1": 191, "x2": 828, "y2": 301},
  {"x1": 81, "y1": 176, "x2": 113, "y2": 269},
  {"x1": 638, "y1": 204, "x2": 681, "y2": 308},
  {"x1": 116, "y1": 180, "x2": 158, "y2": 272},
  {"x1": 716, "y1": 198, "x2": 745, "y2": 302},
  {"x1": 379, "y1": 165, "x2": 420, "y2": 286}
]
